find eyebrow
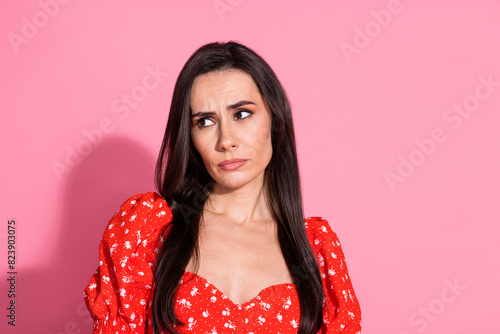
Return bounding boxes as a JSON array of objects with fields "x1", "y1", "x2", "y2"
[{"x1": 191, "y1": 100, "x2": 256, "y2": 118}]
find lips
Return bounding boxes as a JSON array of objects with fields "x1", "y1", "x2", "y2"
[
  {"x1": 218, "y1": 159, "x2": 247, "y2": 166},
  {"x1": 218, "y1": 159, "x2": 248, "y2": 171}
]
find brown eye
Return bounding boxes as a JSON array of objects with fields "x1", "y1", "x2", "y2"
[
  {"x1": 196, "y1": 118, "x2": 214, "y2": 128},
  {"x1": 234, "y1": 110, "x2": 252, "y2": 120}
]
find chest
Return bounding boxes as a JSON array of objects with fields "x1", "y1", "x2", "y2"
[
  {"x1": 171, "y1": 271, "x2": 301, "y2": 333},
  {"x1": 185, "y1": 216, "x2": 294, "y2": 306}
]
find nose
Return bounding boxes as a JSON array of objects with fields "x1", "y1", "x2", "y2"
[{"x1": 217, "y1": 121, "x2": 238, "y2": 151}]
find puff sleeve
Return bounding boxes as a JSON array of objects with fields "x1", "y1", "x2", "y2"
[
  {"x1": 84, "y1": 192, "x2": 173, "y2": 333},
  {"x1": 305, "y1": 217, "x2": 362, "y2": 333}
]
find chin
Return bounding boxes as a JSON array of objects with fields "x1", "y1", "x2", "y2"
[
  {"x1": 212, "y1": 174, "x2": 258, "y2": 190},
  {"x1": 218, "y1": 180, "x2": 249, "y2": 190}
]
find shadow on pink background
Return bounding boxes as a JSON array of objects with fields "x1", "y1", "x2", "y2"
[
  {"x1": 1, "y1": 1, "x2": 499, "y2": 333},
  {"x1": 1, "y1": 137, "x2": 156, "y2": 333}
]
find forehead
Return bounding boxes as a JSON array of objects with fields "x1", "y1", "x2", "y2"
[{"x1": 190, "y1": 69, "x2": 261, "y2": 109}]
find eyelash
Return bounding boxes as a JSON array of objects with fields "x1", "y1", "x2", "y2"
[{"x1": 195, "y1": 109, "x2": 253, "y2": 129}]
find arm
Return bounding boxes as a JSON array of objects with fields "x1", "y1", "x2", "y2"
[
  {"x1": 308, "y1": 217, "x2": 362, "y2": 333},
  {"x1": 83, "y1": 192, "x2": 172, "y2": 333}
]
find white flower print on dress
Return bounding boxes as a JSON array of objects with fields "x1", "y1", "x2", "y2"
[
  {"x1": 84, "y1": 193, "x2": 362, "y2": 334},
  {"x1": 190, "y1": 286, "x2": 199, "y2": 296}
]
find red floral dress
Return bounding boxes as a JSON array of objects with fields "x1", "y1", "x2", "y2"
[{"x1": 84, "y1": 192, "x2": 362, "y2": 333}]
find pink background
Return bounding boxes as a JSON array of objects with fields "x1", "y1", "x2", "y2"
[{"x1": 1, "y1": 0, "x2": 499, "y2": 333}]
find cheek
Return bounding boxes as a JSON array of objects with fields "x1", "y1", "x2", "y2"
[
  {"x1": 247, "y1": 121, "x2": 273, "y2": 155},
  {"x1": 191, "y1": 133, "x2": 211, "y2": 163}
]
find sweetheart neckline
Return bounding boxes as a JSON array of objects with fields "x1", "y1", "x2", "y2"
[{"x1": 182, "y1": 270, "x2": 295, "y2": 307}]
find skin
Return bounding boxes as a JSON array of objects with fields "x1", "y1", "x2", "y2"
[{"x1": 187, "y1": 69, "x2": 293, "y2": 305}]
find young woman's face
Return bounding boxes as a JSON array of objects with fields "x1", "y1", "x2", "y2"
[{"x1": 189, "y1": 69, "x2": 273, "y2": 191}]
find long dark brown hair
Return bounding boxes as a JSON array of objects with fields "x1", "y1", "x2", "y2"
[{"x1": 152, "y1": 41, "x2": 324, "y2": 334}]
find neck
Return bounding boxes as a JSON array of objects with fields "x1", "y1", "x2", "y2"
[{"x1": 204, "y1": 174, "x2": 272, "y2": 226}]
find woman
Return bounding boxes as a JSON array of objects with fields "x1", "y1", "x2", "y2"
[{"x1": 84, "y1": 41, "x2": 362, "y2": 333}]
